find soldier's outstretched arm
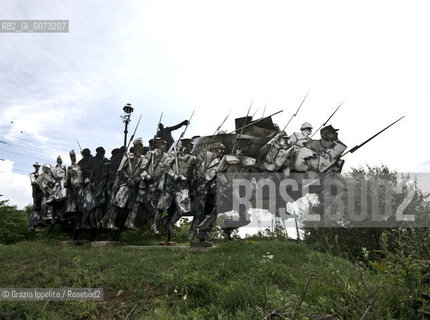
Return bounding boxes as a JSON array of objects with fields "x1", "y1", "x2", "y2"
[{"x1": 166, "y1": 120, "x2": 189, "y2": 132}]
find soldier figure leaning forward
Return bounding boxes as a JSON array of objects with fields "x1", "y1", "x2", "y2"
[
  {"x1": 157, "y1": 138, "x2": 197, "y2": 240},
  {"x1": 110, "y1": 138, "x2": 146, "y2": 235},
  {"x1": 289, "y1": 122, "x2": 313, "y2": 148},
  {"x1": 36, "y1": 163, "x2": 55, "y2": 225},
  {"x1": 217, "y1": 135, "x2": 257, "y2": 239},
  {"x1": 190, "y1": 141, "x2": 226, "y2": 243},
  {"x1": 28, "y1": 162, "x2": 44, "y2": 229},
  {"x1": 294, "y1": 125, "x2": 347, "y2": 173},
  {"x1": 125, "y1": 137, "x2": 169, "y2": 232},
  {"x1": 47, "y1": 156, "x2": 67, "y2": 222},
  {"x1": 64, "y1": 150, "x2": 83, "y2": 231},
  {"x1": 89, "y1": 147, "x2": 110, "y2": 230},
  {"x1": 256, "y1": 131, "x2": 294, "y2": 174}
]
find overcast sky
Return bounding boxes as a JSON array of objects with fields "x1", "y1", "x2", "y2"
[{"x1": 1, "y1": 0, "x2": 430, "y2": 209}]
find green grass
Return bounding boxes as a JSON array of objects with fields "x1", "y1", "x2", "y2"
[{"x1": 0, "y1": 239, "x2": 426, "y2": 319}]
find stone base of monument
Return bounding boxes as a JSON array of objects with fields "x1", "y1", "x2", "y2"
[
  {"x1": 56, "y1": 240, "x2": 84, "y2": 246},
  {"x1": 91, "y1": 241, "x2": 120, "y2": 247},
  {"x1": 159, "y1": 241, "x2": 177, "y2": 246},
  {"x1": 190, "y1": 240, "x2": 213, "y2": 248}
]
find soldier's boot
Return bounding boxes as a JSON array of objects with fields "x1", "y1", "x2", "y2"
[
  {"x1": 170, "y1": 210, "x2": 183, "y2": 236},
  {"x1": 151, "y1": 210, "x2": 162, "y2": 235},
  {"x1": 188, "y1": 212, "x2": 204, "y2": 241},
  {"x1": 80, "y1": 211, "x2": 91, "y2": 229}
]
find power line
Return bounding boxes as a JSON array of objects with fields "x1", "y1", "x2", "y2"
[
  {"x1": 0, "y1": 149, "x2": 51, "y2": 162},
  {"x1": 0, "y1": 135, "x2": 75, "y2": 153},
  {"x1": 0, "y1": 139, "x2": 53, "y2": 156}
]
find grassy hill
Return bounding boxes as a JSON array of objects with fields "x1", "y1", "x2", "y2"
[{"x1": 0, "y1": 239, "x2": 427, "y2": 320}]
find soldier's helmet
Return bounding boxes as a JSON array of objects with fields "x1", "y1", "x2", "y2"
[
  {"x1": 320, "y1": 125, "x2": 339, "y2": 134},
  {"x1": 179, "y1": 138, "x2": 194, "y2": 148},
  {"x1": 320, "y1": 125, "x2": 339, "y2": 140},
  {"x1": 133, "y1": 138, "x2": 143, "y2": 147},
  {"x1": 209, "y1": 142, "x2": 225, "y2": 150},
  {"x1": 301, "y1": 122, "x2": 313, "y2": 130},
  {"x1": 177, "y1": 138, "x2": 193, "y2": 153},
  {"x1": 56, "y1": 155, "x2": 62, "y2": 164},
  {"x1": 82, "y1": 148, "x2": 91, "y2": 157},
  {"x1": 209, "y1": 142, "x2": 226, "y2": 153},
  {"x1": 275, "y1": 131, "x2": 289, "y2": 144},
  {"x1": 69, "y1": 150, "x2": 76, "y2": 162},
  {"x1": 96, "y1": 146, "x2": 105, "y2": 154},
  {"x1": 42, "y1": 163, "x2": 52, "y2": 173},
  {"x1": 149, "y1": 137, "x2": 167, "y2": 149}
]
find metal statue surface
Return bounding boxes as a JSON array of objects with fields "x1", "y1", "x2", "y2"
[
  {"x1": 26, "y1": 104, "x2": 405, "y2": 244},
  {"x1": 157, "y1": 138, "x2": 197, "y2": 240}
]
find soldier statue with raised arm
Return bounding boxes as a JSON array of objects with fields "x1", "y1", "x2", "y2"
[{"x1": 156, "y1": 120, "x2": 190, "y2": 149}]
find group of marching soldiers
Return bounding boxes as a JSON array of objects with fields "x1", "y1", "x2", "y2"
[{"x1": 28, "y1": 118, "x2": 348, "y2": 244}]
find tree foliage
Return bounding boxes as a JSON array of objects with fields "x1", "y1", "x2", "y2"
[{"x1": 0, "y1": 197, "x2": 30, "y2": 244}]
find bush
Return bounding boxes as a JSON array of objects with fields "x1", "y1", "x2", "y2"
[{"x1": 0, "y1": 198, "x2": 30, "y2": 244}]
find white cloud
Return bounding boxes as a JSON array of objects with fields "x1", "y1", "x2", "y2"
[{"x1": 0, "y1": 160, "x2": 32, "y2": 209}]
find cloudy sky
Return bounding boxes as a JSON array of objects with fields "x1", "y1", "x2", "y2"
[{"x1": 1, "y1": 0, "x2": 430, "y2": 209}]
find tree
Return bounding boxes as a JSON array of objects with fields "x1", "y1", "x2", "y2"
[
  {"x1": 304, "y1": 165, "x2": 430, "y2": 261},
  {"x1": 0, "y1": 197, "x2": 30, "y2": 244}
]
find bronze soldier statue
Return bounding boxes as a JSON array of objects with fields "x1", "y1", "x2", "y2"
[
  {"x1": 289, "y1": 122, "x2": 313, "y2": 148},
  {"x1": 48, "y1": 156, "x2": 67, "y2": 222},
  {"x1": 157, "y1": 138, "x2": 197, "y2": 242},
  {"x1": 125, "y1": 138, "x2": 169, "y2": 231},
  {"x1": 217, "y1": 136, "x2": 257, "y2": 239},
  {"x1": 65, "y1": 150, "x2": 84, "y2": 239},
  {"x1": 109, "y1": 138, "x2": 146, "y2": 239},
  {"x1": 28, "y1": 162, "x2": 44, "y2": 229},
  {"x1": 190, "y1": 142, "x2": 226, "y2": 244},
  {"x1": 78, "y1": 148, "x2": 95, "y2": 230},
  {"x1": 89, "y1": 147, "x2": 110, "y2": 233},
  {"x1": 36, "y1": 163, "x2": 55, "y2": 225},
  {"x1": 257, "y1": 131, "x2": 294, "y2": 174},
  {"x1": 294, "y1": 125, "x2": 346, "y2": 173}
]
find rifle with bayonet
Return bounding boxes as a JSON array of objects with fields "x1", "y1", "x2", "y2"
[
  {"x1": 213, "y1": 111, "x2": 231, "y2": 135},
  {"x1": 75, "y1": 137, "x2": 83, "y2": 153},
  {"x1": 261, "y1": 103, "x2": 267, "y2": 118},
  {"x1": 311, "y1": 101, "x2": 344, "y2": 138},
  {"x1": 283, "y1": 89, "x2": 310, "y2": 131},
  {"x1": 126, "y1": 114, "x2": 142, "y2": 150},
  {"x1": 321, "y1": 115, "x2": 405, "y2": 173},
  {"x1": 124, "y1": 113, "x2": 143, "y2": 176},
  {"x1": 171, "y1": 111, "x2": 195, "y2": 174},
  {"x1": 302, "y1": 116, "x2": 405, "y2": 190},
  {"x1": 152, "y1": 112, "x2": 163, "y2": 149}
]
